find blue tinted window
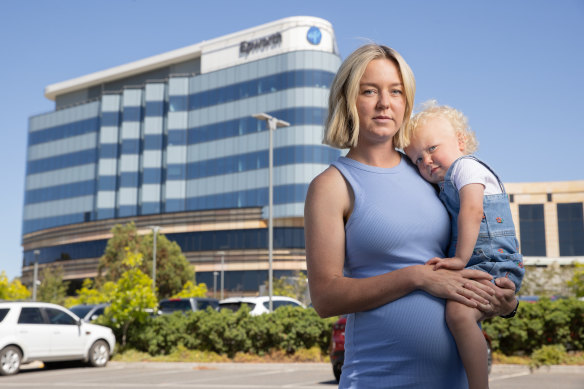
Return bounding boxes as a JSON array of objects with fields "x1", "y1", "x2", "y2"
[
  {"x1": 101, "y1": 112, "x2": 121, "y2": 127},
  {"x1": 27, "y1": 149, "x2": 97, "y2": 175},
  {"x1": 187, "y1": 69, "x2": 334, "y2": 111},
  {"x1": 28, "y1": 117, "x2": 100, "y2": 146},
  {"x1": 144, "y1": 134, "x2": 163, "y2": 150},
  {"x1": 145, "y1": 101, "x2": 164, "y2": 117},
  {"x1": 168, "y1": 130, "x2": 187, "y2": 145},
  {"x1": 98, "y1": 176, "x2": 117, "y2": 191},
  {"x1": 118, "y1": 205, "x2": 138, "y2": 217},
  {"x1": 143, "y1": 168, "x2": 162, "y2": 184},
  {"x1": 121, "y1": 139, "x2": 140, "y2": 154},
  {"x1": 25, "y1": 180, "x2": 96, "y2": 205},
  {"x1": 99, "y1": 144, "x2": 118, "y2": 158},
  {"x1": 557, "y1": 203, "x2": 584, "y2": 256},
  {"x1": 120, "y1": 172, "x2": 139, "y2": 187},
  {"x1": 141, "y1": 202, "x2": 161, "y2": 215},
  {"x1": 519, "y1": 204, "x2": 546, "y2": 256},
  {"x1": 169, "y1": 95, "x2": 187, "y2": 112},
  {"x1": 123, "y1": 107, "x2": 142, "y2": 122},
  {"x1": 187, "y1": 107, "x2": 326, "y2": 145}
]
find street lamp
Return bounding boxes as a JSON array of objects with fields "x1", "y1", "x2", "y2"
[
  {"x1": 33, "y1": 250, "x2": 40, "y2": 301},
  {"x1": 216, "y1": 251, "x2": 226, "y2": 300},
  {"x1": 252, "y1": 113, "x2": 290, "y2": 312},
  {"x1": 149, "y1": 226, "x2": 160, "y2": 294}
]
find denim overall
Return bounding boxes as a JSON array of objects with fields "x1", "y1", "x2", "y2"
[{"x1": 439, "y1": 156, "x2": 525, "y2": 291}]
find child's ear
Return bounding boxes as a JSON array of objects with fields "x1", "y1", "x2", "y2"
[{"x1": 457, "y1": 133, "x2": 466, "y2": 153}]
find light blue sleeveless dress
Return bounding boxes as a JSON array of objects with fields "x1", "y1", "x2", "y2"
[{"x1": 332, "y1": 156, "x2": 468, "y2": 388}]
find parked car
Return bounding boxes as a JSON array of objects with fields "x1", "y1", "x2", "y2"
[
  {"x1": 329, "y1": 315, "x2": 493, "y2": 383},
  {"x1": 158, "y1": 297, "x2": 219, "y2": 315},
  {"x1": 69, "y1": 303, "x2": 109, "y2": 322},
  {"x1": 218, "y1": 296, "x2": 305, "y2": 316},
  {"x1": 0, "y1": 301, "x2": 116, "y2": 376}
]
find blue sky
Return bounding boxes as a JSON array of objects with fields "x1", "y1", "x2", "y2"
[{"x1": 1, "y1": 0, "x2": 582, "y2": 280}]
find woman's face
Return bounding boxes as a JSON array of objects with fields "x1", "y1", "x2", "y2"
[{"x1": 356, "y1": 58, "x2": 406, "y2": 146}]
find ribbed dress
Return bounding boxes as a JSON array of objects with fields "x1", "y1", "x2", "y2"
[{"x1": 332, "y1": 156, "x2": 468, "y2": 388}]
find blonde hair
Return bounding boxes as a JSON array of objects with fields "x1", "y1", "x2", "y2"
[
  {"x1": 323, "y1": 44, "x2": 416, "y2": 149},
  {"x1": 405, "y1": 100, "x2": 478, "y2": 154}
]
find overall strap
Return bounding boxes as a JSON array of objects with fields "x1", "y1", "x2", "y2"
[{"x1": 455, "y1": 155, "x2": 506, "y2": 193}]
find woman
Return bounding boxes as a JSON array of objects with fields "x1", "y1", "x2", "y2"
[{"x1": 304, "y1": 44, "x2": 517, "y2": 388}]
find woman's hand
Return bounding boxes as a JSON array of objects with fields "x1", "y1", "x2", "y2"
[
  {"x1": 417, "y1": 264, "x2": 493, "y2": 308},
  {"x1": 465, "y1": 276, "x2": 517, "y2": 320}
]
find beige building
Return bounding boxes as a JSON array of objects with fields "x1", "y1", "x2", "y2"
[{"x1": 506, "y1": 180, "x2": 584, "y2": 266}]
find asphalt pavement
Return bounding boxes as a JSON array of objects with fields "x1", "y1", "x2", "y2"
[{"x1": 5, "y1": 361, "x2": 583, "y2": 388}]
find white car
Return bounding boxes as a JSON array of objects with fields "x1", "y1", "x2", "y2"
[
  {"x1": 218, "y1": 296, "x2": 305, "y2": 316},
  {"x1": 0, "y1": 301, "x2": 116, "y2": 376}
]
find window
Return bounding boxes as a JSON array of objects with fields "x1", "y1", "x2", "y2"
[
  {"x1": 45, "y1": 308, "x2": 77, "y2": 325},
  {"x1": 18, "y1": 308, "x2": 45, "y2": 324},
  {"x1": 557, "y1": 203, "x2": 584, "y2": 256},
  {"x1": 519, "y1": 204, "x2": 546, "y2": 256},
  {"x1": 0, "y1": 308, "x2": 9, "y2": 323}
]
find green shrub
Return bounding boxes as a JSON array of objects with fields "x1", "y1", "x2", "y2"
[
  {"x1": 483, "y1": 297, "x2": 584, "y2": 355},
  {"x1": 125, "y1": 306, "x2": 335, "y2": 357},
  {"x1": 530, "y1": 345, "x2": 567, "y2": 368}
]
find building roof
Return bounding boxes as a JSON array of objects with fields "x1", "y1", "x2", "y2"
[{"x1": 44, "y1": 16, "x2": 334, "y2": 101}]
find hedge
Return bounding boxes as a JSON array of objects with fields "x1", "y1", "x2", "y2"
[
  {"x1": 483, "y1": 297, "x2": 584, "y2": 355},
  {"x1": 118, "y1": 298, "x2": 584, "y2": 358}
]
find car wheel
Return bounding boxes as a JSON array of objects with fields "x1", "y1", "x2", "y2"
[
  {"x1": 88, "y1": 340, "x2": 110, "y2": 367},
  {"x1": 0, "y1": 346, "x2": 22, "y2": 376},
  {"x1": 333, "y1": 362, "x2": 342, "y2": 383}
]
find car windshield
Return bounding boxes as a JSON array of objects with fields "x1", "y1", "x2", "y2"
[
  {"x1": 159, "y1": 300, "x2": 191, "y2": 312},
  {"x1": 70, "y1": 306, "x2": 94, "y2": 318}
]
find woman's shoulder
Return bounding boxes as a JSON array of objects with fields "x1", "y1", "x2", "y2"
[{"x1": 308, "y1": 165, "x2": 346, "y2": 195}]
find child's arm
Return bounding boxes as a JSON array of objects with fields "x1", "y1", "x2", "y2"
[{"x1": 428, "y1": 183, "x2": 485, "y2": 270}]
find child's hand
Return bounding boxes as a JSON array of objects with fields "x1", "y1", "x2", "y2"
[{"x1": 426, "y1": 257, "x2": 466, "y2": 271}]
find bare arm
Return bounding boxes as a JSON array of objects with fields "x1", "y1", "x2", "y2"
[
  {"x1": 305, "y1": 168, "x2": 492, "y2": 318},
  {"x1": 430, "y1": 183, "x2": 484, "y2": 270}
]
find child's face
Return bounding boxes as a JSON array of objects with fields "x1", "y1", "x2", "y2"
[{"x1": 404, "y1": 116, "x2": 465, "y2": 183}]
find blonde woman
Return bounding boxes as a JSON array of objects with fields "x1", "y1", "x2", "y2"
[{"x1": 305, "y1": 44, "x2": 517, "y2": 388}]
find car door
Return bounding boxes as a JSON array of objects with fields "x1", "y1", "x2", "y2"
[
  {"x1": 16, "y1": 307, "x2": 52, "y2": 359},
  {"x1": 44, "y1": 307, "x2": 86, "y2": 358}
]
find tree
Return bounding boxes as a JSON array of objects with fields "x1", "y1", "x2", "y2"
[
  {"x1": 65, "y1": 278, "x2": 117, "y2": 308},
  {"x1": 37, "y1": 265, "x2": 69, "y2": 305},
  {"x1": 98, "y1": 222, "x2": 196, "y2": 298},
  {"x1": 171, "y1": 280, "x2": 208, "y2": 298},
  {"x1": 100, "y1": 248, "x2": 158, "y2": 347},
  {"x1": 266, "y1": 271, "x2": 309, "y2": 304},
  {"x1": 0, "y1": 272, "x2": 30, "y2": 300}
]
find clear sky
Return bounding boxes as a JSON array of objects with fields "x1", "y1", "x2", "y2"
[{"x1": 1, "y1": 0, "x2": 582, "y2": 280}]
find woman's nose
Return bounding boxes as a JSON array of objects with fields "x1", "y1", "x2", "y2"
[{"x1": 377, "y1": 91, "x2": 390, "y2": 108}]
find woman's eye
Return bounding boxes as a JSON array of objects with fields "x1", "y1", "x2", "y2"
[
  {"x1": 391, "y1": 89, "x2": 403, "y2": 95},
  {"x1": 363, "y1": 89, "x2": 376, "y2": 95}
]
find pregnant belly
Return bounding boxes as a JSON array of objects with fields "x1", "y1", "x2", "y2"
[{"x1": 343, "y1": 290, "x2": 465, "y2": 384}]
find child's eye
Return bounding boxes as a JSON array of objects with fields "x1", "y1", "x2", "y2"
[
  {"x1": 428, "y1": 146, "x2": 437, "y2": 152},
  {"x1": 415, "y1": 157, "x2": 422, "y2": 165}
]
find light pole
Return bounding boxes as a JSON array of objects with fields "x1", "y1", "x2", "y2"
[
  {"x1": 252, "y1": 113, "x2": 290, "y2": 312},
  {"x1": 216, "y1": 251, "x2": 225, "y2": 300},
  {"x1": 33, "y1": 250, "x2": 40, "y2": 301},
  {"x1": 150, "y1": 226, "x2": 160, "y2": 294}
]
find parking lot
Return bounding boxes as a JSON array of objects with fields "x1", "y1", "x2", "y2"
[{"x1": 1, "y1": 361, "x2": 582, "y2": 388}]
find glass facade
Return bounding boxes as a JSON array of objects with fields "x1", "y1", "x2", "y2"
[
  {"x1": 557, "y1": 202, "x2": 584, "y2": 256},
  {"x1": 23, "y1": 47, "x2": 341, "y2": 286},
  {"x1": 518, "y1": 204, "x2": 547, "y2": 256}
]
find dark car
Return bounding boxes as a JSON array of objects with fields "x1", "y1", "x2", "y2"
[
  {"x1": 158, "y1": 298, "x2": 219, "y2": 314},
  {"x1": 329, "y1": 315, "x2": 493, "y2": 383}
]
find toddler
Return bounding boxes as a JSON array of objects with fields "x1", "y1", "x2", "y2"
[{"x1": 404, "y1": 101, "x2": 525, "y2": 389}]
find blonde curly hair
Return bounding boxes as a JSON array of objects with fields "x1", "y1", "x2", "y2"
[{"x1": 404, "y1": 100, "x2": 478, "y2": 154}]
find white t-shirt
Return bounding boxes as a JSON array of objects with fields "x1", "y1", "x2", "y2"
[{"x1": 450, "y1": 158, "x2": 502, "y2": 195}]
